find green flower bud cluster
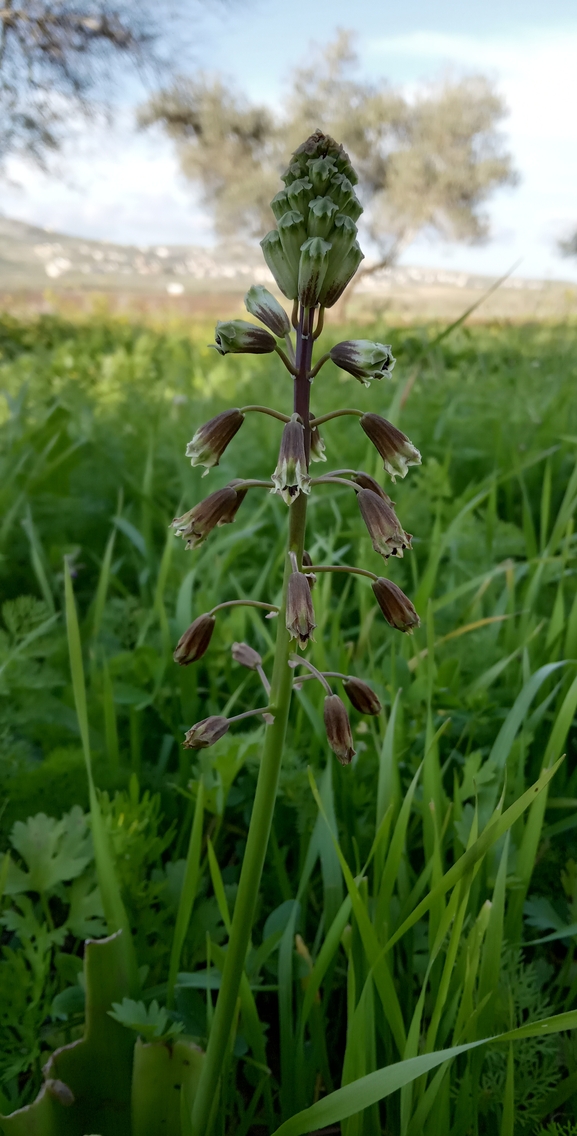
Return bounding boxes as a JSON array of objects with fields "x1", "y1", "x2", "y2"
[{"x1": 260, "y1": 130, "x2": 364, "y2": 308}]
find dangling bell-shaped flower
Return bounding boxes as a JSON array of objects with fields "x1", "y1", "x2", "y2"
[
  {"x1": 186, "y1": 409, "x2": 244, "y2": 474},
  {"x1": 183, "y1": 716, "x2": 229, "y2": 749},
  {"x1": 286, "y1": 567, "x2": 316, "y2": 649},
  {"x1": 271, "y1": 414, "x2": 311, "y2": 505},
  {"x1": 372, "y1": 577, "x2": 420, "y2": 633},
  {"x1": 361, "y1": 413, "x2": 421, "y2": 481},
  {"x1": 343, "y1": 677, "x2": 382, "y2": 716},
  {"x1": 231, "y1": 642, "x2": 263, "y2": 670},
  {"x1": 357, "y1": 488, "x2": 412, "y2": 559},
  {"x1": 323, "y1": 694, "x2": 355, "y2": 765},
  {"x1": 329, "y1": 341, "x2": 396, "y2": 385},
  {"x1": 352, "y1": 472, "x2": 394, "y2": 503},
  {"x1": 174, "y1": 613, "x2": 216, "y2": 665},
  {"x1": 213, "y1": 320, "x2": 276, "y2": 356},
  {"x1": 172, "y1": 481, "x2": 247, "y2": 549}
]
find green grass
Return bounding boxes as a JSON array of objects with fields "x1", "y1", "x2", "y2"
[{"x1": 0, "y1": 313, "x2": 577, "y2": 1132}]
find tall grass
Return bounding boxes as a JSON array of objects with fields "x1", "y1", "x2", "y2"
[{"x1": 0, "y1": 314, "x2": 577, "y2": 1132}]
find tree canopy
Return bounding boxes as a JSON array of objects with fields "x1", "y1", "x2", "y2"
[
  {"x1": 0, "y1": 0, "x2": 194, "y2": 164},
  {"x1": 140, "y1": 31, "x2": 518, "y2": 272}
]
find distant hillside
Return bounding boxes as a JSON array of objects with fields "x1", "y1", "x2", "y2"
[
  {"x1": 1, "y1": 215, "x2": 576, "y2": 323},
  {"x1": 0, "y1": 216, "x2": 268, "y2": 294}
]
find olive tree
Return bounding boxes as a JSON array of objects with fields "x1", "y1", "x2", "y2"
[{"x1": 140, "y1": 30, "x2": 517, "y2": 279}]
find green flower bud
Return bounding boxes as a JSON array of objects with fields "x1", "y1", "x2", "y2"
[
  {"x1": 307, "y1": 156, "x2": 339, "y2": 194},
  {"x1": 245, "y1": 285, "x2": 291, "y2": 337},
  {"x1": 318, "y1": 240, "x2": 364, "y2": 307},
  {"x1": 292, "y1": 130, "x2": 359, "y2": 184},
  {"x1": 278, "y1": 210, "x2": 308, "y2": 275},
  {"x1": 287, "y1": 178, "x2": 313, "y2": 214},
  {"x1": 281, "y1": 160, "x2": 306, "y2": 185},
  {"x1": 213, "y1": 319, "x2": 276, "y2": 356},
  {"x1": 329, "y1": 340, "x2": 396, "y2": 384},
  {"x1": 308, "y1": 196, "x2": 339, "y2": 239},
  {"x1": 325, "y1": 214, "x2": 358, "y2": 270},
  {"x1": 330, "y1": 175, "x2": 363, "y2": 221},
  {"x1": 260, "y1": 230, "x2": 298, "y2": 299},
  {"x1": 298, "y1": 236, "x2": 331, "y2": 307},
  {"x1": 270, "y1": 189, "x2": 291, "y2": 221}
]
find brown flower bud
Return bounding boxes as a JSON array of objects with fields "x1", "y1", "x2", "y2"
[
  {"x1": 174, "y1": 613, "x2": 216, "y2": 665},
  {"x1": 352, "y1": 472, "x2": 394, "y2": 504},
  {"x1": 183, "y1": 716, "x2": 229, "y2": 749},
  {"x1": 343, "y1": 677, "x2": 382, "y2": 716},
  {"x1": 372, "y1": 577, "x2": 420, "y2": 634},
  {"x1": 286, "y1": 570, "x2": 316, "y2": 649},
  {"x1": 172, "y1": 482, "x2": 246, "y2": 550},
  {"x1": 231, "y1": 642, "x2": 262, "y2": 670},
  {"x1": 357, "y1": 488, "x2": 412, "y2": 559},
  {"x1": 186, "y1": 409, "x2": 244, "y2": 474},
  {"x1": 272, "y1": 414, "x2": 311, "y2": 505},
  {"x1": 360, "y1": 414, "x2": 421, "y2": 482},
  {"x1": 323, "y1": 694, "x2": 355, "y2": 765}
]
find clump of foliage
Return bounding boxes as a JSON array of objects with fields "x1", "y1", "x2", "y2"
[{"x1": 1, "y1": 261, "x2": 577, "y2": 1127}]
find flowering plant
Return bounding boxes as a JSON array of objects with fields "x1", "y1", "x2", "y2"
[{"x1": 173, "y1": 130, "x2": 422, "y2": 1133}]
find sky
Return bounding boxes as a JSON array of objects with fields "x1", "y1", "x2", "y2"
[{"x1": 2, "y1": 0, "x2": 577, "y2": 282}]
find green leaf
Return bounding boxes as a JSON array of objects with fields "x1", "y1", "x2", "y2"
[
  {"x1": 109, "y1": 998, "x2": 184, "y2": 1043},
  {"x1": 64, "y1": 561, "x2": 138, "y2": 993},
  {"x1": 8, "y1": 807, "x2": 91, "y2": 895},
  {"x1": 269, "y1": 1009, "x2": 577, "y2": 1136}
]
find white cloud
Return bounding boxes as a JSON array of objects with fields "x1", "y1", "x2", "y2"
[
  {"x1": 2, "y1": 120, "x2": 211, "y2": 246},
  {"x1": 365, "y1": 27, "x2": 577, "y2": 280}
]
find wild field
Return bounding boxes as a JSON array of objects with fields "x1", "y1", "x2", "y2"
[{"x1": 0, "y1": 312, "x2": 577, "y2": 1135}]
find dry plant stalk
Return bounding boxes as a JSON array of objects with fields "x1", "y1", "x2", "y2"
[{"x1": 171, "y1": 130, "x2": 422, "y2": 1134}]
